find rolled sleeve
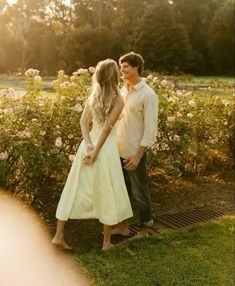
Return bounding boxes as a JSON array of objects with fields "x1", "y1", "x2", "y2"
[{"x1": 140, "y1": 92, "x2": 158, "y2": 147}]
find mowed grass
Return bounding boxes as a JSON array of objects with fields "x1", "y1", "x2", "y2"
[
  {"x1": 77, "y1": 217, "x2": 234, "y2": 286},
  {"x1": 0, "y1": 74, "x2": 55, "y2": 91},
  {"x1": 0, "y1": 74, "x2": 234, "y2": 93},
  {"x1": 178, "y1": 75, "x2": 234, "y2": 86},
  {"x1": 175, "y1": 76, "x2": 234, "y2": 96}
]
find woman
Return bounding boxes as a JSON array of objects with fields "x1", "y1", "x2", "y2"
[{"x1": 52, "y1": 59, "x2": 133, "y2": 251}]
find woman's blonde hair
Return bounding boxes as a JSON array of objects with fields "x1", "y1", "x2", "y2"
[{"x1": 90, "y1": 59, "x2": 120, "y2": 125}]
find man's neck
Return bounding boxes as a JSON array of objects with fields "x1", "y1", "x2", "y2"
[{"x1": 126, "y1": 76, "x2": 142, "y2": 90}]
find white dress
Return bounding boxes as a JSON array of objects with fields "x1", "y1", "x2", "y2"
[{"x1": 56, "y1": 120, "x2": 133, "y2": 226}]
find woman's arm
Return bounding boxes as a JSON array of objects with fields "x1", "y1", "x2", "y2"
[
  {"x1": 83, "y1": 97, "x2": 124, "y2": 165},
  {"x1": 80, "y1": 99, "x2": 93, "y2": 151}
]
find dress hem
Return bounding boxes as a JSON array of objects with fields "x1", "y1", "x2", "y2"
[{"x1": 55, "y1": 214, "x2": 133, "y2": 226}]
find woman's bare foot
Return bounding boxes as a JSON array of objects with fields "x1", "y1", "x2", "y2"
[
  {"x1": 102, "y1": 243, "x2": 113, "y2": 251},
  {"x1": 51, "y1": 237, "x2": 73, "y2": 251},
  {"x1": 110, "y1": 227, "x2": 130, "y2": 237}
]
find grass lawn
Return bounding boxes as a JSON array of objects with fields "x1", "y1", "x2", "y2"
[
  {"x1": 0, "y1": 74, "x2": 55, "y2": 90},
  {"x1": 0, "y1": 74, "x2": 234, "y2": 91},
  {"x1": 77, "y1": 216, "x2": 234, "y2": 286},
  {"x1": 0, "y1": 74, "x2": 234, "y2": 98},
  {"x1": 176, "y1": 75, "x2": 234, "y2": 86}
]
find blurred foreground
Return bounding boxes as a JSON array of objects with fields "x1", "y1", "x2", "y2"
[{"x1": 0, "y1": 189, "x2": 90, "y2": 286}]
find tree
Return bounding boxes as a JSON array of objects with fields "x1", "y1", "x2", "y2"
[
  {"x1": 3, "y1": 0, "x2": 52, "y2": 71},
  {"x1": 72, "y1": 25, "x2": 120, "y2": 67},
  {"x1": 173, "y1": 0, "x2": 223, "y2": 74},
  {"x1": 208, "y1": 0, "x2": 235, "y2": 74},
  {"x1": 134, "y1": 0, "x2": 193, "y2": 73}
]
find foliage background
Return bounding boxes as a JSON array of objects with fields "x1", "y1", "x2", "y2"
[
  {"x1": 0, "y1": 71, "x2": 234, "y2": 217},
  {"x1": 0, "y1": 0, "x2": 234, "y2": 75}
]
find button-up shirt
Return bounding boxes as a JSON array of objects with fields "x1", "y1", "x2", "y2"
[{"x1": 117, "y1": 78, "x2": 158, "y2": 159}]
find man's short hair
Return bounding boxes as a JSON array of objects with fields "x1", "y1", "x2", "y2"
[{"x1": 119, "y1": 52, "x2": 144, "y2": 76}]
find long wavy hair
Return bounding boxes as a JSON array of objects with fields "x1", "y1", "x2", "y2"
[{"x1": 90, "y1": 59, "x2": 121, "y2": 125}]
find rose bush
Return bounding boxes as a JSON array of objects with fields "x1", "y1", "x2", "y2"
[
  {"x1": 147, "y1": 76, "x2": 234, "y2": 175},
  {"x1": 0, "y1": 69, "x2": 234, "y2": 216}
]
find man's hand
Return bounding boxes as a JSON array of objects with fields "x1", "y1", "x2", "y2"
[{"x1": 124, "y1": 154, "x2": 141, "y2": 171}]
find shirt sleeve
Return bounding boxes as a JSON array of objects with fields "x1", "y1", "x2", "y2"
[{"x1": 140, "y1": 91, "x2": 158, "y2": 147}]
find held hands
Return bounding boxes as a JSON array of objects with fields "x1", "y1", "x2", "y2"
[{"x1": 124, "y1": 154, "x2": 141, "y2": 171}]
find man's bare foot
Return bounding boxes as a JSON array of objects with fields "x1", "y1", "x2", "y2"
[
  {"x1": 110, "y1": 227, "x2": 130, "y2": 237},
  {"x1": 102, "y1": 243, "x2": 114, "y2": 251},
  {"x1": 51, "y1": 238, "x2": 73, "y2": 251}
]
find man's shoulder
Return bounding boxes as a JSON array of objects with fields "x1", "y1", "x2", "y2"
[{"x1": 142, "y1": 82, "x2": 157, "y2": 98}]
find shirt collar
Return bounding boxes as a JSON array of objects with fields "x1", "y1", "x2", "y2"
[
  {"x1": 124, "y1": 78, "x2": 145, "y2": 92},
  {"x1": 133, "y1": 78, "x2": 145, "y2": 90}
]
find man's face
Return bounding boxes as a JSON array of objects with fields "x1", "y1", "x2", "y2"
[{"x1": 120, "y1": 62, "x2": 139, "y2": 80}]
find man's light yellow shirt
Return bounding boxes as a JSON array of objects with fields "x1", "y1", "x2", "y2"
[{"x1": 117, "y1": 78, "x2": 158, "y2": 159}]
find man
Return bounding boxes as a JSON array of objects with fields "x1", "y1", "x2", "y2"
[{"x1": 112, "y1": 51, "x2": 158, "y2": 236}]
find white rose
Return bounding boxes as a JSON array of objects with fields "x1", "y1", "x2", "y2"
[
  {"x1": 25, "y1": 132, "x2": 31, "y2": 138},
  {"x1": 68, "y1": 154, "x2": 76, "y2": 162},
  {"x1": 0, "y1": 151, "x2": 8, "y2": 160},
  {"x1": 221, "y1": 100, "x2": 229, "y2": 107},
  {"x1": 167, "y1": 96, "x2": 178, "y2": 103},
  {"x1": 34, "y1": 75, "x2": 41, "y2": 81},
  {"x1": 153, "y1": 77, "x2": 158, "y2": 84},
  {"x1": 77, "y1": 68, "x2": 88, "y2": 75},
  {"x1": 161, "y1": 143, "x2": 170, "y2": 151},
  {"x1": 8, "y1": 88, "x2": 15, "y2": 93},
  {"x1": 70, "y1": 82, "x2": 77, "y2": 88},
  {"x1": 88, "y1": 67, "x2": 95, "y2": 74},
  {"x1": 0, "y1": 89, "x2": 7, "y2": 96},
  {"x1": 176, "y1": 112, "x2": 183, "y2": 117},
  {"x1": 188, "y1": 99, "x2": 196, "y2": 107},
  {"x1": 73, "y1": 103, "x2": 83, "y2": 112},
  {"x1": 40, "y1": 131, "x2": 46, "y2": 136},
  {"x1": 25, "y1": 68, "x2": 34, "y2": 77},
  {"x1": 3, "y1": 108, "x2": 13, "y2": 113},
  {"x1": 55, "y1": 137, "x2": 62, "y2": 147},
  {"x1": 33, "y1": 69, "x2": 40, "y2": 76},
  {"x1": 173, "y1": 134, "x2": 180, "y2": 142},
  {"x1": 160, "y1": 79, "x2": 167, "y2": 87},
  {"x1": 70, "y1": 76, "x2": 77, "y2": 82},
  {"x1": 176, "y1": 90, "x2": 183, "y2": 96},
  {"x1": 187, "y1": 113, "x2": 193, "y2": 118},
  {"x1": 167, "y1": 116, "x2": 175, "y2": 122},
  {"x1": 60, "y1": 81, "x2": 70, "y2": 89}
]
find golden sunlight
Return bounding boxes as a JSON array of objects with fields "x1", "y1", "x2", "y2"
[
  {"x1": 7, "y1": 0, "x2": 17, "y2": 5},
  {"x1": 7, "y1": 0, "x2": 71, "y2": 5}
]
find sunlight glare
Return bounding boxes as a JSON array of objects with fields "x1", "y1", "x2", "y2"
[{"x1": 7, "y1": 0, "x2": 17, "y2": 5}]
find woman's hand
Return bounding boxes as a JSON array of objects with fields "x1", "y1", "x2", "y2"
[
  {"x1": 86, "y1": 143, "x2": 95, "y2": 153},
  {"x1": 82, "y1": 149, "x2": 98, "y2": 166}
]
